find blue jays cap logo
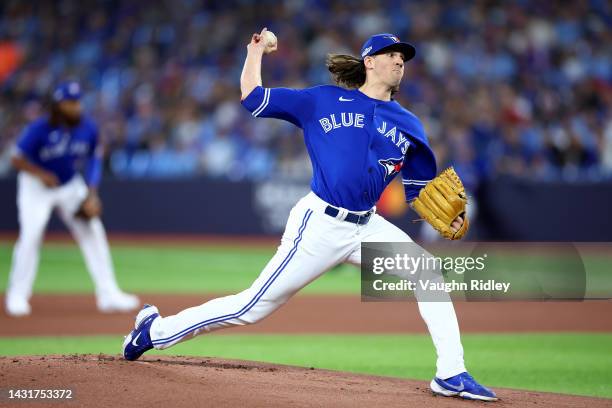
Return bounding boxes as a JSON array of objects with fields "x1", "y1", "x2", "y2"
[
  {"x1": 378, "y1": 157, "x2": 404, "y2": 180},
  {"x1": 360, "y1": 33, "x2": 416, "y2": 61}
]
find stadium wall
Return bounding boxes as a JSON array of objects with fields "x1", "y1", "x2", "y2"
[{"x1": 0, "y1": 178, "x2": 609, "y2": 241}]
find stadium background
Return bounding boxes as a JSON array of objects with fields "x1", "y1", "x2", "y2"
[{"x1": 0, "y1": 0, "x2": 611, "y2": 404}]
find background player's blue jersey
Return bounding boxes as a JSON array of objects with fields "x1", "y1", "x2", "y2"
[
  {"x1": 14, "y1": 116, "x2": 102, "y2": 186},
  {"x1": 242, "y1": 85, "x2": 437, "y2": 211}
]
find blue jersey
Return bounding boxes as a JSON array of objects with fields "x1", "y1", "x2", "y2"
[
  {"x1": 14, "y1": 116, "x2": 102, "y2": 186},
  {"x1": 242, "y1": 85, "x2": 437, "y2": 211}
]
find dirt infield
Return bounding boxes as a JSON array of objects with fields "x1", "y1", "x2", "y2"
[
  {"x1": 2, "y1": 296, "x2": 611, "y2": 407},
  {"x1": 1, "y1": 354, "x2": 610, "y2": 408},
  {"x1": 1, "y1": 294, "x2": 611, "y2": 337}
]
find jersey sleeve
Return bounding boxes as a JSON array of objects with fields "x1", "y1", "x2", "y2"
[
  {"x1": 241, "y1": 86, "x2": 313, "y2": 127},
  {"x1": 400, "y1": 118, "x2": 437, "y2": 201},
  {"x1": 84, "y1": 122, "x2": 103, "y2": 187},
  {"x1": 401, "y1": 163, "x2": 434, "y2": 201},
  {"x1": 14, "y1": 123, "x2": 42, "y2": 160}
]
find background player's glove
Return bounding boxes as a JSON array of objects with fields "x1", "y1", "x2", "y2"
[
  {"x1": 75, "y1": 191, "x2": 102, "y2": 220},
  {"x1": 411, "y1": 167, "x2": 469, "y2": 240}
]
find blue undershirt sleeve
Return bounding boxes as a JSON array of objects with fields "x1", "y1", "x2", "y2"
[{"x1": 84, "y1": 124, "x2": 103, "y2": 187}]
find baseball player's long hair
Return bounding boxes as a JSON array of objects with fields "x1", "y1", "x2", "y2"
[
  {"x1": 48, "y1": 100, "x2": 64, "y2": 126},
  {"x1": 326, "y1": 54, "x2": 366, "y2": 89},
  {"x1": 327, "y1": 53, "x2": 399, "y2": 95}
]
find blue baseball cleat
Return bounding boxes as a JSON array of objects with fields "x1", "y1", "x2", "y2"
[
  {"x1": 122, "y1": 304, "x2": 159, "y2": 361},
  {"x1": 430, "y1": 372, "x2": 498, "y2": 401}
]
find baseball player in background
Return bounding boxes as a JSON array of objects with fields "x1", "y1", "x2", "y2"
[
  {"x1": 123, "y1": 30, "x2": 497, "y2": 401},
  {"x1": 5, "y1": 81, "x2": 139, "y2": 317}
]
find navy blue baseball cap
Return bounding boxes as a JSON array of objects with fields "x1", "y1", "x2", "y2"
[
  {"x1": 360, "y1": 33, "x2": 416, "y2": 61},
  {"x1": 52, "y1": 81, "x2": 82, "y2": 102}
]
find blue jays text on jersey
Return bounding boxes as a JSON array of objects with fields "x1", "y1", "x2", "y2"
[
  {"x1": 14, "y1": 116, "x2": 102, "y2": 186},
  {"x1": 242, "y1": 85, "x2": 437, "y2": 211}
]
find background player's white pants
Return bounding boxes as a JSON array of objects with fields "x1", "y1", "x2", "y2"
[
  {"x1": 150, "y1": 192, "x2": 466, "y2": 379},
  {"x1": 6, "y1": 172, "x2": 125, "y2": 302}
]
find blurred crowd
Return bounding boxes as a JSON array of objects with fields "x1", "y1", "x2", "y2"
[{"x1": 0, "y1": 0, "x2": 610, "y2": 187}]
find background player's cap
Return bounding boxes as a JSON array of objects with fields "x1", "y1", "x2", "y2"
[
  {"x1": 360, "y1": 33, "x2": 416, "y2": 61},
  {"x1": 52, "y1": 81, "x2": 81, "y2": 102}
]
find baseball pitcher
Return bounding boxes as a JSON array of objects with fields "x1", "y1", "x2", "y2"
[{"x1": 122, "y1": 30, "x2": 496, "y2": 401}]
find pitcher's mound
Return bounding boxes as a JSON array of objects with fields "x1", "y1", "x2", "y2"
[{"x1": 1, "y1": 355, "x2": 609, "y2": 407}]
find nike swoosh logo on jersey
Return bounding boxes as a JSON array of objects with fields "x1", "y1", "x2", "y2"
[
  {"x1": 131, "y1": 332, "x2": 142, "y2": 347},
  {"x1": 444, "y1": 381, "x2": 465, "y2": 391},
  {"x1": 339, "y1": 96, "x2": 354, "y2": 102}
]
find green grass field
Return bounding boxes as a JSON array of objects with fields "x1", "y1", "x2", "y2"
[
  {"x1": 1, "y1": 242, "x2": 610, "y2": 296},
  {"x1": 0, "y1": 242, "x2": 360, "y2": 294},
  {"x1": 1, "y1": 241, "x2": 611, "y2": 398}
]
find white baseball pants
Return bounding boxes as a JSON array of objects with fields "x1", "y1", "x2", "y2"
[
  {"x1": 150, "y1": 192, "x2": 466, "y2": 378},
  {"x1": 6, "y1": 172, "x2": 125, "y2": 302}
]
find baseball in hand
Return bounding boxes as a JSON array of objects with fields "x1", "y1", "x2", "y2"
[{"x1": 263, "y1": 30, "x2": 277, "y2": 53}]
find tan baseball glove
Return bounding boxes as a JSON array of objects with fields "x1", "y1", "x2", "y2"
[{"x1": 411, "y1": 167, "x2": 469, "y2": 240}]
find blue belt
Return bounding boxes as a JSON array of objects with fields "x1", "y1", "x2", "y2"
[{"x1": 324, "y1": 206, "x2": 373, "y2": 225}]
